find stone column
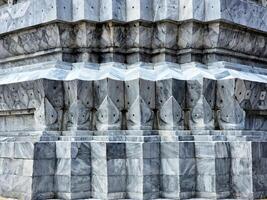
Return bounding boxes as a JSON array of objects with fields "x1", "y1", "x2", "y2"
[
  {"x1": 54, "y1": 141, "x2": 91, "y2": 199},
  {"x1": 195, "y1": 141, "x2": 231, "y2": 198},
  {"x1": 230, "y1": 141, "x2": 267, "y2": 199},
  {"x1": 126, "y1": 142, "x2": 160, "y2": 199}
]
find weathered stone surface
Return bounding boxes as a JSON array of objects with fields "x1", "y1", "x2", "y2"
[{"x1": 0, "y1": 0, "x2": 267, "y2": 200}]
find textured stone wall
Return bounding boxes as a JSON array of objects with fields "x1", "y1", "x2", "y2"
[
  {"x1": 0, "y1": 78, "x2": 264, "y2": 133},
  {"x1": 0, "y1": 0, "x2": 267, "y2": 200}
]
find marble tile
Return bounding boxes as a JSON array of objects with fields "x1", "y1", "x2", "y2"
[
  {"x1": 91, "y1": 158, "x2": 107, "y2": 176},
  {"x1": 126, "y1": 142, "x2": 142, "y2": 158},
  {"x1": 90, "y1": 142, "x2": 106, "y2": 159},
  {"x1": 12, "y1": 175, "x2": 33, "y2": 194},
  {"x1": 14, "y1": 142, "x2": 34, "y2": 159},
  {"x1": 32, "y1": 176, "x2": 54, "y2": 194},
  {"x1": 180, "y1": 175, "x2": 196, "y2": 192},
  {"x1": 71, "y1": 175, "x2": 91, "y2": 193},
  {"x1": 1, "y1": 158, "x2": 23, "y2": 175},
  {"x1": 160, "y1": 142, "x2": 179, "y2": 158},
  {"x1": 143, "y1": 142, "x2": 160, "y2": 159},
  {"x1": 0, "y1": 142, "x2": 14, "y2": 158},
  {"x1": 126, "y1": 175, "x2": 143, "y2": 193},
  {"x1": 160, "y1": 158, "x2": 179, "y2": 175},
  {"x1": 232, "y1": 175, "x2": 253, "y2": 197},
  {"x1": 71, "y1": 157, "x2": 91, "y2": 176},
  {"x1": 231, "y1": 158, "x2": 252, "y2": 175},
  {"x1": 55, "y1": 175, "x2": 71, "y2": 193},
  {"x1": 107, "y1": 159, "x2": 126, "y2": 176},
  {"x1": 179, "y1": 158, "x2": 196, "y2": 176},
  {"x1": 126, "y1": 158, "x2": 143, "y2": 176},
  {"x1": 56, "y1": 142, "x2": 71, "y2": 159},
  {"x1": 160, "y1": 174, "x2": 179, "y2": 193},
  {"x1": 34, "y1": 142, "x2": 56, "y2": 160},
  {"x1": 107, "y1": 143, "x2": 126, "y2": 159},
  {"x1": 55, "y1": 159, "x2": 71, "y2": 176}
]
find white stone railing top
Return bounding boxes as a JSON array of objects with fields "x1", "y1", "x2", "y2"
[
  {"x1": 0, "y1": 61, "x2": 266, "y2": 85},
  {"x1": 0, "y1": 0, "x2": 267, "y2": 35}
]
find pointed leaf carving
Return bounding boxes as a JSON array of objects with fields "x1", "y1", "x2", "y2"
[
  {"x1": 127, "y1": 96, "x2": 152, "y2": 126},
  {"x1": 44, "y1": 98, "x2": 57, "y2": 125},
  {"x1": 96, "y1": 96, "x2": 120, "y2": 125},
  {"x1": 160, "y1": 96, "x2": 182, "y2": 125}
]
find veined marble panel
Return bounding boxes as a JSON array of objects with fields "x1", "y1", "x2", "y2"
[
  {"x1": 0, "y1": 0, "x2": 267, "y2": 199},
  {"x1": 0, "y1": 0, "x2": 267, "y2": 35}
]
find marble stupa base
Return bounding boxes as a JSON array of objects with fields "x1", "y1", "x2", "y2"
[{"x1": 0, "y1": 130, "x2": 266, "y2": 200}]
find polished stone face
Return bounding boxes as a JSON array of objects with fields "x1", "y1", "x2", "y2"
[{"x1": 0, "y1": 0, "x2": 267, "y2": 200}]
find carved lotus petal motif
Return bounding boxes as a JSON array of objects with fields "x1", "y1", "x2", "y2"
[
  {"x1": 0, "y1": 103, "x2": 8, "y2": 110},
  {"x1": 191, "y1": 101, "x2": 204, "y2": 123},
  {"x1": 77, "y1": 102, "x2": 90, "y2": 125},
  {"x1": 96, "y1": 96, "x2": 120, "y2": 124},
  {"x1": 27, "y1": 89, "x2": 40, "y2": 108},
  {"x1": 253, "y1": 118, "x2": 264, "y2": 130},
  {"x1": 220, "y1": 101, "x2": 244, "y2": 124},
  {"x1": 128, "y1": 96, "x2": 152, "y2": 124},
  {"x1": 68, "y1": 101, "x2": 90, "y2": 125},
  {"x1": 160, "y1": 96, "x2": 182, "y2": 124}
]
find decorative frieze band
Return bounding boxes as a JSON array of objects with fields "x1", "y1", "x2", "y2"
[{"x1": 0, "y1": 77, "x2": 265, "y2": 132}]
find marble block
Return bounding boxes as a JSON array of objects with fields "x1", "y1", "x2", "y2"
[
  {"x1": 55, "y1": 142, "x2": 91, "y2": 199},
  {"x1": 195, "y1": 142, "x2": 231, "y2": 198},
  {"x1": 160, "y1": 142, "x2": 196, "y2": 199},
  {"x1": 156, "y1": 79, "x2": 185, "y2": 130},
  {"x1": 91, "y1": 142, "x2": 126, "y2": 199}
]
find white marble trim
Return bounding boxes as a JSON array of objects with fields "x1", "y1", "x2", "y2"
[{"x1": 0, "y1": 61, "x2": 266, "y2": 84}]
